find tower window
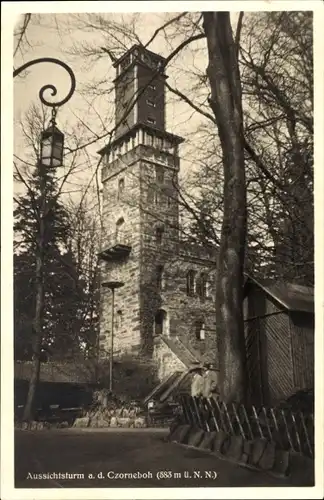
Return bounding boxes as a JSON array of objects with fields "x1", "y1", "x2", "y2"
[
  {"x1": 146, "y1": 99, "x2": 156, "y2": 107},
  {"x1": 117, "y1": 178, "x2": 125, "y2": 199},
  {"x1": 147, "y1": 186, "x2": 154, "y2": 204},
  {"x1": 197, "y1": 273, "x2": 208, "y2": 299},
  {"x1": 206, "y1": 278, "x2": 212, "y2": 298},
  {"x1": 186, "y1": 270, "x2": 196, "y2": 296},
  {"x1": 195, "y1": 320, "x2": 206, "y2": 341},
  {"x1": 148, "y1": 188, "x2": 160, "y2": 205},
  {"x1": 156, "y1": 265, "x2": 164, "y2": 291},
  {"x1": 147, "y1": 187, "x2": 159, "y2": 205},
  {"x1": 154, "y1": 191, "x2": 160, "y2": 205},
  {"x1": 154, "y1": 309, "x2": 167, "y2": 336},
  {"x1": 148, "y1": 84, "x2": 156, "y2": 91},
  {"x1": 115, "y1": 217, "x2": 125, "y2": 242},
  {"x1": 155, "y1": 225, "x2": 164, "y2": 245},
  {"x1": 116, "y1": 310, "x2": 123, "y2": 329},
  {"x1": 155, "y1": 165, "x2": 164, "y2": 183},
  {"x1": 147, "y1": 117, "x2": 156, "y2": 125}
]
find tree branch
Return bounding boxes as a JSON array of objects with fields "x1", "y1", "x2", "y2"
[{"x1": 235, "y1": 12, "x2": 244, "y2": 60}]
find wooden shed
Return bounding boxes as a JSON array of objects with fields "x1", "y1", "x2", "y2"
[{"x1": 243, "y1": 276, "x2": 314, "y2": 407}]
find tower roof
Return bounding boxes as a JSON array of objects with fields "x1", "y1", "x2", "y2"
[{"x1": 112, "y1": 44, "x2": 166, "y2": 68}]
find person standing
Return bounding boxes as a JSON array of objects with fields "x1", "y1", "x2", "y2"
[
  {"x1": 202, "y1": 363, "x2": 220, "y2": 399},
  {"x1": 191, "y1": 367, "x2": 205, "y2": 397}
]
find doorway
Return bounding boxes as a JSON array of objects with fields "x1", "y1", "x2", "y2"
[{"x1": 154, "y1": 309, "x2": 167, "y2": 336}]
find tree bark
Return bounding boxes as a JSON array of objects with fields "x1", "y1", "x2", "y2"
[
  {"x1": 22, "y1": 165, "x2": 45, "y2": 421},
  {"x1": 203, "y1": 12, "x2": 247, "y2": 402}
]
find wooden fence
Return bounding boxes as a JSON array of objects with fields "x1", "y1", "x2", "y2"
[{"x1": 179, "y1": 394, "x2": 314, "y2": 458}]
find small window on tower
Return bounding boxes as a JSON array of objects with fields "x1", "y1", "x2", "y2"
[
  {"x1": 186, "y1": 270, "x2": 196, "y2": 296},
  {"x1": 147, "y1": 117, "x2": 156, "y2": 125},
  {"x1": 154, "y1": 190, "x2": 160, "y2": 205},
  {"x1": 147, "y1": 187, "x2": 154, "y2": 204},
  {"x1": 155, "y1": 225, "x2": 164, "y2": 245},
  {"x1": 155, "y1": 165, "x2": 164, "y2": 183},
  {"x1": 116, "y1": 310, "x2": 123, "y2": 329},
  {"x1": 115, "y1": 218, "x2": 125, "y2": 241},
  {"x1": 146, "y1": 99, "x2": 156, "y2": 107},
  {"x1": 117, "y1": 178, "x2": 125, "y2": 199},
  {"x1": 148, "y1": 84, "x2": 156, "y2": 91},
  {"x1": 156, "y1": 265, "x2": 165, "y2": 291}
]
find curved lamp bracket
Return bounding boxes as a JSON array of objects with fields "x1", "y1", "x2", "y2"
[{"x1": 13, "y1": 57, "x2": 76, "y2": 108}]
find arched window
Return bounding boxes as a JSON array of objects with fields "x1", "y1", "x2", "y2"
[
  {"x1": 186, "y1": 270, "x2": 196, "y2": 296},
  {"x1": 154, "y1": 309, "x2": 167, "y2": 336},
  {"x1": 195, "y1": 320, "x2": 206, "y2": 341},
  {"x1": 115, "y1": 217, "x2": 125, "y2": 242},
  {"x1": 117, "y1": 178, "x2": 125, "y2": 199},
  {"x1": 116, "y1": 310, "x2": 123, "y2": 329}
]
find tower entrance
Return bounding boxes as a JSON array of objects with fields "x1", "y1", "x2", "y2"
[{"x1": 154, "y1": 309, "x2": 167, "y2": 336}]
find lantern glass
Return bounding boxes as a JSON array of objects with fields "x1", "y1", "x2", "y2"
[{"x1": 40, "y1": 124, "x2": 64, "y2": 168}]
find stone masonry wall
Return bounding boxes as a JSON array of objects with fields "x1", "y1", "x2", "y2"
[
  {"x1": 140, "y1": 243, "x2": 218, "y2": 368},
  {"x1": 152, "y1": 338, "x2": 186, "y2": 381},
  {"x1": 100, "y1": 257, "x2": 142, "y2": 357},
  {"x1": 100, "y1": 154, "x2": 142, "y2": 358}
]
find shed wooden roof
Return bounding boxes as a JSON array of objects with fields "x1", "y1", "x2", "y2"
[{"x1": 246, "y1": 276, "x2": 314, "y2": 314}]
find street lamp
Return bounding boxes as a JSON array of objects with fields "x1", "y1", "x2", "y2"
[
  {"x1": 14, "y1": 57, "x2": 76, "y2": 169},
  {"x1": 101, "y1": 280, "x2": 125, "y2": 393},
  {"x1": 14, "y1": 57, "x2": 76, "y2": 421},
  {"x1": 40, "y1": 117, "x2": 64, "y2": 168}
]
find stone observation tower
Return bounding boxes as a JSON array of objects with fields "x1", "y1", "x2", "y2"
[{"x1": 98, "y1": 45, "x2": 217, "y2": 381}]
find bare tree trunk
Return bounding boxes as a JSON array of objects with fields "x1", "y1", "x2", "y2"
[
  {"x1": 22, "y1": 165, "x2": 45, "y2": 421},
  {"x1": 203, "y1": 12, "x2": 247, "y2": 402}
]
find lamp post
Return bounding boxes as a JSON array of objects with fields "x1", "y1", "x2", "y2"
[
  {"x1": 14, "y1": 57, "x2": 76, "y2": 168},
  {"x1": 101, "y1": 280, "x2": 124, "y2": 393},
  {"x1": 14, "y1": 57, "x2": 76, "y2": 421}
]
